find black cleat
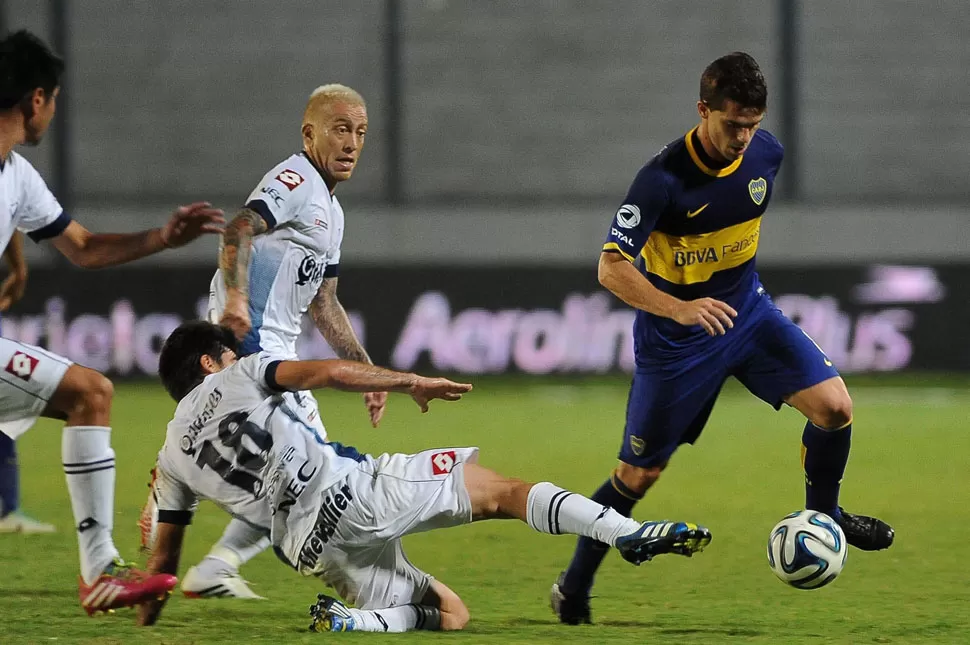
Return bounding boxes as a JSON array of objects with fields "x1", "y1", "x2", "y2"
[
  {"x1": 836, "y1": 507, "x2": 894, "y2": 551},
  {"x1": 550, "y1": 573, "x2": 591, "y2": 625}
]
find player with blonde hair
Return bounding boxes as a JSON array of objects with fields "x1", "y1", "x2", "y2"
[{"x1": 141, "y1": 83, "x2": 387, "y2": 599}]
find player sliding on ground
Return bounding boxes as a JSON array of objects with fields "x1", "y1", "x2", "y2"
[
  {"x1": 137, "y1": 321, "x2": 712, "y2": 632},
  {"x1": 0, "y1": 31, "x2": 224, "y2": 614}
]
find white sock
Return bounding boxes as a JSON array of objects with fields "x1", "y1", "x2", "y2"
[
  {"x1": 347, "y1": 605, "x2": 439, "y2": 632},
  {"x1": 197, "y1": 519, "x2": 270, "y2": 575},
  {"x1": 526, "y1": 482, "x2": 640, "y2": 546},
  {"x1": 62, "y1": 426, "x2": 120, "y2": 584}
]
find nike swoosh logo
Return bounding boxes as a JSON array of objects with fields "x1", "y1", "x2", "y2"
[
  {"x1": 824, "y1": 359, "x2": 833, "y2": 367},
  {"x1": 686, "y1": 203, "x2": 710, "y2": 218}
]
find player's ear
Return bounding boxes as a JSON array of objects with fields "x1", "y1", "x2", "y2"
[
  {"x1": 302, "y1": 123, "x2": 314, "y2": 144},
  {"x1": 200, "y1": 354, "x2": 218, "y2": 375},
  {"x1": 697, "y1": 100, "x2": 710, "y2": 120}
]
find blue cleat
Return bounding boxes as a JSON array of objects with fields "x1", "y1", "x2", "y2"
[
  {"x1": 615, "y1": 520, "x2": 712, "y2": 565},
  {"x1": 309, "y1": 593, "x2": 357, "y2": 632}
]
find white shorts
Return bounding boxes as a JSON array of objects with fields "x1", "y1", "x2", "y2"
[
  {"x1": 0, "y1": 338, "x2": 72, "y2": 439},
  {"x1": 306, "y1": 446, "x2": 479, "y2": 610}
]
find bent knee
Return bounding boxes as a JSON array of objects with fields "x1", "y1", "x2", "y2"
[
  {"x1": 615, "y1": 461, "x2": 666, "y2": 496},
  {"x1": 440, "y1": 603, "x2": 470, "y2": 631},
  {"x1": 57, "y1": 367, "x2": 114, "y2": 418},
  {"x1": 79, "y1": 371, "x2": 115, "y2": 414},
  {"x1": 473, "y1": 475, "x2": 531, "y2": 520},
  {"x1": 814, "y1": 391, "x2": 853, "y2": 430}
]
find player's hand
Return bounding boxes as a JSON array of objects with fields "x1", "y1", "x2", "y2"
[
  {"x1": 363, "y1": 391, "x2": 388, "y2": 428},
  {"x1": 0, "y1": 270, "x2": 27, "y2": 312},
  {"x1": 409, "y1": 377, "x2": 473, "y2": 413},
  {"x1": 671, "y1": 297, "x2": 738, "y2": 336},
  {"x1": 219, "y1": 293, "x2": 252, "y2": 340},
  {"x1": 159, "y1": 202, "x2": 226, "y2": 248}
]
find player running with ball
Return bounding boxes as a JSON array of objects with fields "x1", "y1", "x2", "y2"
[{"x1": 551, "y1": 52, "x2": 894, "y2": 625}]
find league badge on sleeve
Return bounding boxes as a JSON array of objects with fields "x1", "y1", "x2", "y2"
[
  {"x1": 748, "y1": 177, "x2": 767, "y2": 205},
  {"x1": 615, "y1": 204, "x2": 641, "y2": 229}
]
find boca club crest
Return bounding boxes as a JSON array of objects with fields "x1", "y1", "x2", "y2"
[{"x1": 748, "y1": 177, "x2": 767, "y2": 205}]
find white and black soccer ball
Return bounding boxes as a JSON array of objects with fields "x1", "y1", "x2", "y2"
[{"x1": 767, "y1": 510, "x2": 847, "y2": 589}]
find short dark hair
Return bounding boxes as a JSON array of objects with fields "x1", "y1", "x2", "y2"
[
  {"x1": 0, "y1": 30, "x2": 64, "y2": 110},
  {"x1": 700, "y1": 52, "x2": 767, "y2": 112},
  {"x1": 158, "y1": 321, "x2": 238, "y2": 401}
]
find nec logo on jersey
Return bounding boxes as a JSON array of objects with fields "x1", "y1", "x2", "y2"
[
  {"x1": 431, "y1": 451, "x2": 456, "y2": 475},
  {"x1": 295, "y1": 254, "x2": 326, "y2": 286},
  {"x1": 748, "y1": 177, "x2": 767, "y2": 205},
  {"x1": 261, "y1": 186, "x2": 284, "y2": 206},
  {"x1": 615, "y1": 204, "x2": 641, "y2": 229},
  {"x1": 5, "y1": 351, "x2": 38, "y2": 381},
  {"x1": 275, "y1": 169, "x2": 304, "y2": 191}
]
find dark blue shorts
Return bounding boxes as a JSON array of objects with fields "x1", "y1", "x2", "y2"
[{"x1": 619, "y1": 295, "x2": 839, "y2": 468}]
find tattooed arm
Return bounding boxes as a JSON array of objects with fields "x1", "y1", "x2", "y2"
[
  {"x1": 310, "y1": 277, "x2": 370, "y2": 363},
  {"x1": 311, "y1": 277, "x2": 389, "y2": 426},
  {"x1": 218, "y1": 208, "x2": 269, "y2": 339}
]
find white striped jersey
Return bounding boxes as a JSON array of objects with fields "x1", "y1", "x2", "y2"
[
  {"x1": 208, "y1": 153, "x2": 345, "y2": 359},
  {"x1": 152, "y1": 353, "x2": 362, "y2": 570}
]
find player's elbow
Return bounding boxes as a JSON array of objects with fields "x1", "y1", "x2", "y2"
[
  {"x1": 597, "y1": 253, "x2": 623, "y2": 292},
  {"x1": 65, "y1": 249, "x2": 98, "y2": 269}
]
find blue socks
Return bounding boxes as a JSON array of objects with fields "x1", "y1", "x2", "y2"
[
  {"x1": 0, "y1": 432, "x2": 19, "y2": 517},
  {"x1": 802, "y1": 421, "x2": 851, "y2": 519},
  {"x1": 560, "y1": 471, "x2": 642, "y2": 597}
]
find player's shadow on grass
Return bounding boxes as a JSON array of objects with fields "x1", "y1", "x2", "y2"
[
  {"x1": 0, "y1": 589, "x2": 72, "y2": 599},
  {"x1": 513, "y1": 618, "x2": 764, "y2": 637}
]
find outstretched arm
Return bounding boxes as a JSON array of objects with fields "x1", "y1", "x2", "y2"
[
  {"x1": 50, "y1": 202, "x2": 224, "y2": 269},
  {"x1": 218, "y1": 207, "x2": 269, "y2": 339},
  {"x1": 272, "y1": 359, "x2": 471, "y2": 413},
  {"x1": 0, "y1": 231, "x2": 28, "y2": 311}
]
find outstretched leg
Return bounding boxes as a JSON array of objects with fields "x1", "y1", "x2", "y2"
[{"x1": 463, "y1": 463, "x2": 710, "y2": 563}]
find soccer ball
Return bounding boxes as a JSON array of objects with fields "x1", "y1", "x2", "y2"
[{"x1": 767, "y1": 510, "x2": 847, "y2": 589}]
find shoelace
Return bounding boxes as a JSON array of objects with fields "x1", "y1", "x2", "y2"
[{"x1": 103, "y1": 559, "x2": 146, "y2": 582}]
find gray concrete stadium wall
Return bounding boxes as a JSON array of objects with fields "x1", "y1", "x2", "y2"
[
  {"x1": 20, "y1": 202, "x2": 970, "y2": 268},
  {"x1": 7, "y1": 0, "x2": 969, "y2": 268}
]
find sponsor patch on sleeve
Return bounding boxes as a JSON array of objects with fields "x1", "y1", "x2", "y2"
[{"x1": 275, "y1": 169, "x2": 305, "y2": 191}]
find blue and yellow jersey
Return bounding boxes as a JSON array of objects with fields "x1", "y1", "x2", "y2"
[{"x1": 603, "y1": 127, "x2": 784, "y2": 351}]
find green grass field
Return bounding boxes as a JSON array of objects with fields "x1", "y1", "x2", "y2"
[{"x1": 2, "y1": 375, "x2": 969, "y2": 644}]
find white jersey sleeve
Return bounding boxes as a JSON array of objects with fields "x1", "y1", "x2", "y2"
[
  {"x1": 244, "y1": 157, "x2": 313, "y2": 230},
  {"x1": 152, "y1": 460, "x2": 200, "y2": 525},
  {"x1": 11, "y1": 153, "x2": 70, "y2": 241}
]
